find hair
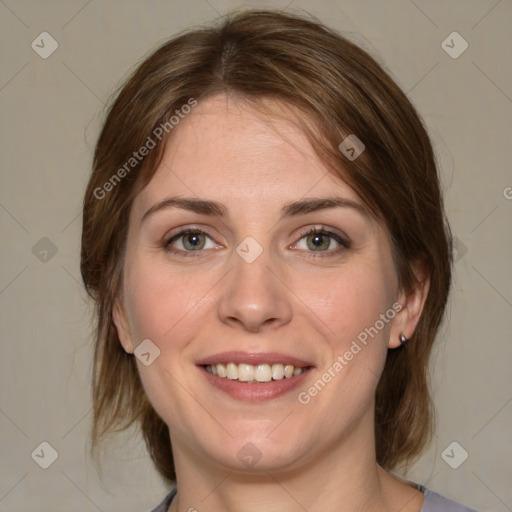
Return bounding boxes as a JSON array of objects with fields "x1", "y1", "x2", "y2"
[{"x1": 81, "y1": 9, "x2": 452, "y2": 483}]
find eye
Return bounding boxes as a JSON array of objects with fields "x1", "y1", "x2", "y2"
[
  {"x1": 293, "y1": 227, "x2": 350, "y2": 254},
  {"x1": 165, "y1": 228, "x2": 218, "y2": 254}
]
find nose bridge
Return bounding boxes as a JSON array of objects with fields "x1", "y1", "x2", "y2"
[{"x1": 217, "y1": 239, "x2": 292, "y2": 332}]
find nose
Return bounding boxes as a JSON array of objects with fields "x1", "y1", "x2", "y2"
[{"x1": 217, "y1": 247, "x2": 293, "y2": 333}]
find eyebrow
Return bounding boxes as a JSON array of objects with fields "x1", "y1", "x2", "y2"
[
  {"x1": 281, "y1": 197, "x2": 368, "y2": 217},
  {"x1": 142, "y1": 198, "x2": 228, "y2": 223},
  {"x1": 141, "y1": 196, "x2": 368, "y2": 223}
]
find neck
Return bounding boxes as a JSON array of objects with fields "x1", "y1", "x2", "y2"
[{"x1": 168, "y1": 408, "x2": 423, "y2": 512}]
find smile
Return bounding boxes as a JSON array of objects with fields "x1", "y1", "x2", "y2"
[
  {"x1": 197, "y1": 352, "x2": 315, "y2": 401},
  {"x1": 204, "y1": 362, "x2": 308, "y2": 382}
]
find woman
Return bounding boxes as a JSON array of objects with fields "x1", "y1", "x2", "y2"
[{"x1": 81, "y1": 10, "x2": 478, "y2": 512}]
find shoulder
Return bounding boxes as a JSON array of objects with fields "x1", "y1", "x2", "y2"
[
  {"x1": 419, "y1": 485, "x2": 480, "y2": 512},
  {"x1": 146, "y1": 488, "x2": 177, "y2": 512}
]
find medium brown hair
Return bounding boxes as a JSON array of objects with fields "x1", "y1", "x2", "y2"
[{"x1": 81, "y1": 9, "x2": 452, "y2": 482}]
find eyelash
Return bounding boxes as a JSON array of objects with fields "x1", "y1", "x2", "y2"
[
  {"x1": 164, "y1": 226, "x2": 351, "y2": 258},
  {"x1": 164, "y1": 227, "x2": 218, "y2": 258},
  {"x1": 297, "y1": 227, "x2": 351, "y2": 256}
]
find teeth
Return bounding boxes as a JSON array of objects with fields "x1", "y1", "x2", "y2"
[
  {"x1": 272, "y1": 364, "x2": 284, "y2": 380},
  {"x1": 254, "y1": 364, "x2": 272, "y2": 382},
  {"x1": 238, "y1": 363, "x2": 255, "y2": 382},
  {"x1": 204, "y1": 362, "x2": 307, "y2": 382},
  {"x1": 226, "y1": 363, "x2": 238, "y2": 380}
]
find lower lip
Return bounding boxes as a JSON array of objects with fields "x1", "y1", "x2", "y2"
[{"x1": 199, "y1": 366, "x2": 313, "y2": 402}]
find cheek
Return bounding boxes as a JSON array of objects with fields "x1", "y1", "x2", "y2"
[
  {"x1": 294, "y1": 266, "x2": 395, "y2": 425},
  {"x1": 121, "y1": 258, "x2": 205, "y2": 429},
  {"x1": 123, "y1": 274, "x2": 174, "y2": 343},
  {"x1": 123, "y1": 255, "x2": 206, "y2": 343},
  {"x1": 301, "y1": 263, "x2": 396, "y2": 350}
]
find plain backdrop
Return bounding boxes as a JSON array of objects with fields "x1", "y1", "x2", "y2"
[{"x1": 1, "y1": 1, "x2": 511, "y2": 511}]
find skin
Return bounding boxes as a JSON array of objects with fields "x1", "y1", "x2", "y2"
[{"x1": 114, "y1": 94, "x2": 429, "y2": 512}]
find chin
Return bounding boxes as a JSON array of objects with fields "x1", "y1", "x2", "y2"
[{"x1": 197, "y1": 425, "x2": 315, "y2": 475}]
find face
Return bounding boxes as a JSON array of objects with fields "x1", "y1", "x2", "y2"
[{"x1": 114, "y1": 94, "x2": 422, "y2": 474}]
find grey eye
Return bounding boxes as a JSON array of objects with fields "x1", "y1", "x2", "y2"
[
  {"x1": 167, "y1": 230, "x2": 217, "y2": 252},
  {"x1": 306, "y1": 232, "x2": 332, "y2": 251},
  {"x1": 181, "y1": 232, "x2": 206, "y2": 250}
]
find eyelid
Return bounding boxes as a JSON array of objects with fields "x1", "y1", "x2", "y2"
[
  {"x1": 290, "y1": 226, "x2": 351, "y2": 255},
  {"x1": 164, "y1": 224, "x2": 219, "y2": 242},
  {"x1": 164, "y1": 225, "x2": 221, "y2": 256},
  {"x1": 163, "y1": 225, "x2": 351, "y2": 257}
]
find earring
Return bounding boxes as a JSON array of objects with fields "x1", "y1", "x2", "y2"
[{"x1": 399, "y1": 333, "x2": 408, "y2": 345}]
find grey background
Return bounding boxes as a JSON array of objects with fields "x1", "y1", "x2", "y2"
[{"x1": 1, "y1": 0, "x2": 511, "y2": 511}]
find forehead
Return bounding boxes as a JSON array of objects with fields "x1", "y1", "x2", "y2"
[{"x1": 134, "y1": 94, "x2": 360, "y2": 214}]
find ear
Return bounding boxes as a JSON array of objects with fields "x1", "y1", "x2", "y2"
[
  {"x1": 113, "y1": 298, "x2": 134, "y2": 354},
  {"x1": 388, "y1": 261, "x2": 430, "y2": 349}
]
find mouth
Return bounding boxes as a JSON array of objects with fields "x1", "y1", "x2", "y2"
[
  {"x1": 197, "y1": 352, "x2": 315, "y2": 401},
  {"x1": 203, "y1": 362, "x2": 309, "y2": 382}
]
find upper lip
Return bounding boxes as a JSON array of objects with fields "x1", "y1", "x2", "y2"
[{"x1": 196, "y1": 351, "x2": 314, "y2": 368}]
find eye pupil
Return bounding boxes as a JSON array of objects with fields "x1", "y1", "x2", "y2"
[
  {"x1": 183, "y1": 233, "x2": 205, "y2": 250},
  {"x1": 308, "y1": 233, "x2": 329, "y2": 251}
]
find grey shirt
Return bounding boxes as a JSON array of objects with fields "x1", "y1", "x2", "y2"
[{"x1": 148, "y1": 485, "x2": 479, "y2": 512}]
